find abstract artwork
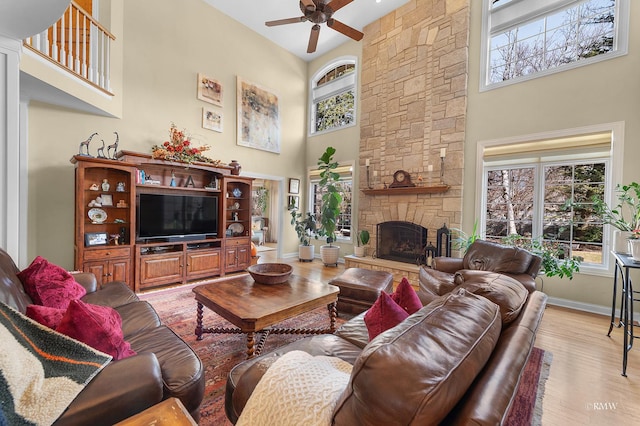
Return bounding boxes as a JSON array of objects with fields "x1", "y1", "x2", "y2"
[
  {"x1": 236, "y1": 76, "x2": 280, "y2": 153},
  {"x1": 197, "y1": 73, "x2": 223, "y2": 106},
  {"x1": 202, "y1": 108, "x2": 223, "y2": 133}
]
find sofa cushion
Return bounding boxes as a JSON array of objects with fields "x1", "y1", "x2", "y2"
[
  {"x1": 390, "y1": 277, "x2": 422, "y2": 315},
  {"x1": 25, "y1": 304, "x2": 65, "y2": 329},
  {"x1": 80, "y1": 281, "x2": 139, "y2": 308},
  {"x1": 363, "y1": 292, "x2": 409, "y2": 340},
  {"x1": 17, "y1": 256, "x2": 86, "y2": 309},
  {"x1": 57, "y1": 299, "x2": 136, "y2": 360},
  {"x1": 455, "y1": 270, "x2": 529, "y2": 325},
  {"x1": 418, "y1": 266, "x2": 458, "y2": 297},
  {"x1": 333, "y1": 289, "x2": 502, "y2": 426}
]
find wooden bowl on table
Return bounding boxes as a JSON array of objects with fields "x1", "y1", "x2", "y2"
[{"x1": 247, "y1": 263, "x2": 293, "y2": 285}]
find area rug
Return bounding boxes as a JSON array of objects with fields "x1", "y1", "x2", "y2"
[
  {"x1": 142, "y1": 285, "x2": 551, "y2": 425},
  {"x1": 255, "y1": 245, "x2": 276, "y2": 253}
]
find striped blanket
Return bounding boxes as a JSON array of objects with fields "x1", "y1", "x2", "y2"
[{"x1": 0, "y1": 302, "x2": 111, "y2": 426}]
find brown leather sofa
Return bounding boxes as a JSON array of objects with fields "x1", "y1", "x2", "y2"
[
  {"x1": 225, "y1": 241, "x2": 547, "y2": 425},
  {"x1": 0, "y1": 248, "x2": 205, "y2": 425}
]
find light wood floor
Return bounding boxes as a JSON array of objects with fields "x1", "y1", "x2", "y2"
[{"x1": 259, "y1": 249, "x2": 640, "y2": 425}]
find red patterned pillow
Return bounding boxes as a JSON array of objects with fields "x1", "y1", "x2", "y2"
[
  {"x1": 56, "y1": 299, "x2": 136, "y2": 360},
  {"x1": 390, "y1": 277, "x2": 423, "y2": 315},
  {"x1": 17, "y1": 256, "x2": 86, "y2": 309},
  {"x1": 26, "y1": 305, "x2": 65, "y2": 330},
  {"x1": 364, "y1": 292, "x2": 409, "y2": 341}
]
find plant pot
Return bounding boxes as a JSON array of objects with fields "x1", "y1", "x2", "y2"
[
  {"x1": 320, "y1": 245, "x2": 340, "y2": 266},
  {"x1": 354, "y1": 246, "x2": 365, "y2": 257},
  {"x1": 614, "y1": 230, "x2": 632, "y2": 254},
  {"x1": 629, "y1": 239, "x2": 640, "y2": 261},
  {"x1": 298, "y1": 244, "x2": 315, "y2": 262}
]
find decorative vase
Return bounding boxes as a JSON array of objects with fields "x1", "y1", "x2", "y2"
[
  {"x1": 320, "y1": 245, "x2": 340, "y2": 266},
  {"x1": 629, "y1": 239, "x2": 640, "y2": 261},
  {"x1": 614, "y1": 230, "x2": 632, "y2": 254},
  {"x1": 229, "y1": 160, "x2": 241, "y2": 176},
  {"x1": 298, "y1": 245, "x2": 315, "y2": 262}
]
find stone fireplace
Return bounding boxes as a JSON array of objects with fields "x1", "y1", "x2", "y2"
[
  {"x1": 376, "y1": 221, "x2": 427, "y2": 265},
  {"x1": 357, "y1": 0, "x2": 469, "y2": 255}
]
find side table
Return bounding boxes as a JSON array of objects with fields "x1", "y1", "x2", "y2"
[{"x1": 609, "y1": 251, "x2": 640, "y2": 376}]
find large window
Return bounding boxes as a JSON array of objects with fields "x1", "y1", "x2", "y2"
[
  {"x1": 309, "y1": 164, "x2": 353, "y2": 240},
  {"x1": 482, "y1": 0, "x2": 629, "y2": 90},
  {"x1": 310, "y1": 58, "x2": 357, "y2": 134},
  {"x1": 479, "y1": 127, "x2": 621, "y2": 272}
]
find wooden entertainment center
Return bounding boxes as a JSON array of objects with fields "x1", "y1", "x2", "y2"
[{"x1": 71, "y1": 151, "x2": 253, "y2": 292}]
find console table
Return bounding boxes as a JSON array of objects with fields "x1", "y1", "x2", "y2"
[{"x1": 609, "y1": 251, "x2": 640, "y2": 376}]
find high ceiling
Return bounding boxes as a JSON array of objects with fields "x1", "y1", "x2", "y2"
[{"x1": 203, "y1": 0, "x2": 410, "y2": 60}]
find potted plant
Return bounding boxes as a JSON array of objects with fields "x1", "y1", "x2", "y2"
[
  {"x1": 290, "y1": 208, "x2": 317, "y2": 262},
  {"x1": 316, "y1": 146, "x2": 343, "y2": 266},
  {"x1": 592, "y1": 182, "x2": 640, "y2": 254},
  {"x1": 354, "y1": 230, "x2": 370, "y2": 257}
]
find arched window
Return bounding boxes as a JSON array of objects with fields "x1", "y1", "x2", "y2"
[{"x1": 310, "y1": 57, "x2": 357, "y2": 134}]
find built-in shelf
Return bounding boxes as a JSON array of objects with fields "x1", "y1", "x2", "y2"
[{"x1": 361, "y1": 185, "x2": 449, "y2": 196}]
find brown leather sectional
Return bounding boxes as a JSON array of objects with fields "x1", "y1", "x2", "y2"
[
  {"x1": 0, "y1": 248, "x2": 205, "y2": 425},
  {"x1": 226, "y1": 240, "x2": 548, "y2": 425}
]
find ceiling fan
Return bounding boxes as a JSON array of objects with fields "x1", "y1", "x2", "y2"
[{"x1": 265, "y1": 0, "x2": 364, "y2": 54}]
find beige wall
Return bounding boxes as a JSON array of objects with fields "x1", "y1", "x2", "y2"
[
  {"x1": 465, "y1": 1, "x2": 640, "y2": 311},
  {"x1": 26, "y1": 0, "x2": 308, "y2": 268}
]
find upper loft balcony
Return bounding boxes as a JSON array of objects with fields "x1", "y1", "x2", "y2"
[{"x1": 19, "y1": 0, "x2": 122, "y2": 118}]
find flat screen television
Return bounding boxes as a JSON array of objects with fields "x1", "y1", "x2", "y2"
[{"x1": 137, "y1": 193, "x2": 218, "y2": 241}]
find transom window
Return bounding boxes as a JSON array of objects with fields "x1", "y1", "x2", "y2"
[
  {"x1": 310, "y1": 58, "x2": 357, "y2": 134},
  {"x1": 482, "y1": 0, "x2": 629, "y2": 90}
]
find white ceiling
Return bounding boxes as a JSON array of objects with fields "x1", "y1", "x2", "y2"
[{"x1": 203, "y1": 0, "x2": 410, "y2": 61}]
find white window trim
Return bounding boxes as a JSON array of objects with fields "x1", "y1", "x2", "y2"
[
  {"x1": 309, "y1": 56, "x2": 358, "y2": 136},
  {"x1": 480, "y1": 0, "x2": 630, "y2": 92},
  {"x1": 475, "y1": 121, "x2": 625, "y2": 276}
]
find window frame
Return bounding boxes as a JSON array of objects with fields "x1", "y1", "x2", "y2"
[
  {"x1": 476, "y1": 122, "x2": 625, "y2": 276},
  {"x1": 307, "y1": 162, "x2": 354, "y2": 243},
  {"x1": 309, "y1": 56, "x2": 358, "y2": 136},
  {"x1": 480, "y1": 0, "x2": 630, "y2": 91}
]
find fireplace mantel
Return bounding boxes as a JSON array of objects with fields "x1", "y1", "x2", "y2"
[{"x1": 361, "y1": 184, "x2": 449, "y2": 196}]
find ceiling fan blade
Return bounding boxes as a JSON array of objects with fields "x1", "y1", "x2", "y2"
[
  {"x1": 301, "y1": 0, "x2": 317, "y2": 12},
  {"x1": 326, "y1": 0, "x2": 353, "y2": 14},
  {"x1": 307, "y1": 24, "x2": 321, "y2": 54},
  {"x1": 327, "y1": 18, "x2": 363, "y2": 41},
  {"x1": 265, "y1": 16, "x2": 306, "y2": 27}
]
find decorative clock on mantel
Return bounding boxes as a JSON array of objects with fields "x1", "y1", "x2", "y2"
[{"x1": 389, "y1": 170, "x2": 416, "y2": 188}]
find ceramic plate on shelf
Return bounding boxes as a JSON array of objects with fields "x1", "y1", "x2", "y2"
[
  {"x1": 88, "y1": 208, "x2": 107, "y2": 223},
  {"x1": 228, "y1": 223, "x2": 244, "y2": 236},
  {"x1": 232, "y1": 188, "x2": 242, "y2": 198}
]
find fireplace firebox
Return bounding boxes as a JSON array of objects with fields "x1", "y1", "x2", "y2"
[{"x1": 376, "y1": 221, "x2": 427, "y2": 265}]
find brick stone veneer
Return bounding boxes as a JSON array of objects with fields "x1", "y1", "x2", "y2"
[{"x1": 359, "y1": 0, "x2": 469, "y2": 243}]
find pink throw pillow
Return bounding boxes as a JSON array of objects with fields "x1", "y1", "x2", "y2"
[
  {"x1": 26, "y1": 304, "x2": 66, "y2": 330},
  {"x1": 17, "y1": 256, "x2": 86, "y2": 309},
  {"x1": 390, "y1": 277, "x2": 423, "y2": 315},
  {"x1": 364, "y1": 292, "x2": 409, "y2": 341},
  {"x1": 57, "y1": 299, "x2": 136, "y2": 360}
]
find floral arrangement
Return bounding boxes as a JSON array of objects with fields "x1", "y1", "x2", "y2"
[{"x1": 152, "y1": 123, "x2": 217, "y2": 164}]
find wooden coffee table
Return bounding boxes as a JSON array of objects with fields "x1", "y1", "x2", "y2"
[{"x1": 193, "y1": 274, "x2": 339, "y2": 359}]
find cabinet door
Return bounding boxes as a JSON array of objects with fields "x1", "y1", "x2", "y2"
[
  {"x1": 225, "y1": 247, "x2": 239, "y2": 270},
  {"x1": 236, "y1": 245, "x2": 250, "y2": 269},
  {"x1": 110, "y1": 259, "x2": 131, "y2": 284},
  {"x1": 138, "y1": 252, "x2": 184, "y2": 289},
  {"x1": 84, "y1": 261, "x2": 108, "y2": 287},
  {"x1": 187, "y1": 249, "x2": 221, "y2": 278}
]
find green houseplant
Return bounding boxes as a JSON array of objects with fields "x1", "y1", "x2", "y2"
[
  {"x1": 316, "y1": 146, "x2": 343, "y2": 266},
  {"x1": 290, "y1": 204, "x2": 317, "y2": 262},
  {"x1": 592, "y1": 182, "x2": 640, "y2": 254},
  {"x1": 354, "y1": 229, "x2": 370, "y2": 257}
]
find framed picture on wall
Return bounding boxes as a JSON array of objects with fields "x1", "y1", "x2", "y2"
[
  {"x1": 236, "y1": 76, "x2": 280, "y2": 153},
  {"x1": 197, "y1": 73, "x2": 223, "y2": 106},
  {"x1": 289, "y1": 178, "x2": 300, "y2": 194},
  {"x1": 202, "y1": 108, "x2": 223, "y2": 132}
]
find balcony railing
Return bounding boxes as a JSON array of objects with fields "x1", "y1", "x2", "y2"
[{"x1": 23, "y1": 1, "x2": 115, "y2": 94}]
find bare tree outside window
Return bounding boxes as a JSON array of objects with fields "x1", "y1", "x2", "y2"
[{"x1": 489, "y1": 0, "x2": 615, "y2": 84}]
